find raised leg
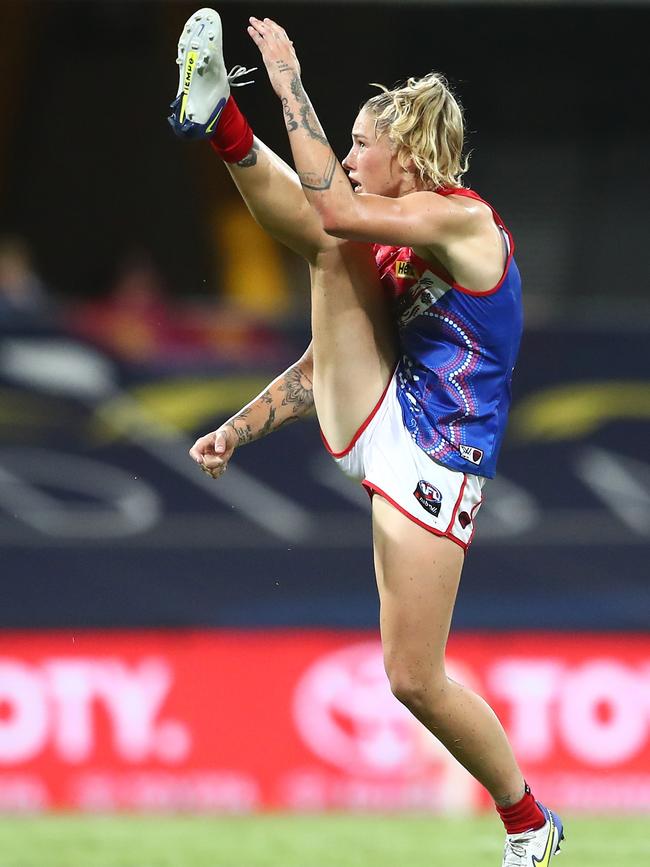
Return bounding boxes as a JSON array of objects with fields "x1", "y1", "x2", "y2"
[
  {"x1": 226, "y1": 142, "x2": 397, "y2": 451},
  {"x1": 171, "y1": 9, "x2": 396, "y2": 448},
  {"x1": 225, "y1": 138, "x2": 331, "y2": 263},
  {"x1": 371, "y1": 493, "x2": 526, "y2": 805}
]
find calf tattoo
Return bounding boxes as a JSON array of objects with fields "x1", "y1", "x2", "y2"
[{"x1": 236, "y1": 140, "x2": 260, "y2": 168}]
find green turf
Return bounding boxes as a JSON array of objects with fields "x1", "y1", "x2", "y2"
[{"x1": 0, "y1": 814, "x2": 646, "y2": 867}]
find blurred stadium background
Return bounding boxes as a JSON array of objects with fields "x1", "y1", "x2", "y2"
[{"x1": 0, "y1": 0, "x2": 649, "y2": 862}]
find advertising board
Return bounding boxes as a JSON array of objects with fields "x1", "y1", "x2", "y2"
[{"x1": 1, "y1": 631, "x2": 648, "y2": 812}]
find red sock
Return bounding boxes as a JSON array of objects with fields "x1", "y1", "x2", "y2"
[
  {"x1": 496, "y1": 784, "x2": 546, "y2": 835},
  {"x1": 209, "y1": 95, "x2": 254, "y2": 163}
]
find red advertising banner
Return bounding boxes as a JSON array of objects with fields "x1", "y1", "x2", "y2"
[{"x1": 0, "y1": 630, "x2": 648, "y2": 812}]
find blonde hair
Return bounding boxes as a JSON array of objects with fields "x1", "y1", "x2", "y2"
[{"x1": 363, "y1": 72, "x2": 469, "y2": 190}]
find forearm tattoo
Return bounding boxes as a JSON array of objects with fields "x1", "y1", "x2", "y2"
[
  {"x1": 281, "y1": 97, "x2": 298, "y2": 132},
  {"x1": 289, "y1": 75, "x2": 329, "y2": 146},
  {"x1": 226, "y1": 407, "x2": 254, "y2": 446},
  {"x1": 280, "y1": 74, "x2": 336, "y2": 190},
  {"x1": 258, "y1": 403, "x2": 278, "y2": 439},
  {"x1": 236, "y1": 140, "x2": 260, "y2": 168},
  {"x1": 227, "y1": 366, "x2": 313, "y2": 446},
  {"x1": 298, "y1": 151, "x2": 337, "y2": 191},
  {"x1": 280, "y1": 365, "x2": 314, "y2": 413}
]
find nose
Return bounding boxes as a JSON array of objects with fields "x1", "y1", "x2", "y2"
[{"x1": 342, "y1": 146, "x2": 355, "y2": 172}]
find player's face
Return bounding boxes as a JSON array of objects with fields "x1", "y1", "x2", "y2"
[{"x1": 342, "y1": 109, "x2": 406, "y2": 197}]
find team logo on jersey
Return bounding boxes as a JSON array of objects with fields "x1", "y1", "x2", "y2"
[
  {"x1": 395, "y1": 260, "x2": 417, "y2": 279},
  {"x1": 414, "y1": 480, "x2": 443, "y2": 517},
  {"x1": 394, "y1": 272, "x2": 452, "y2": 326},
  {"x1": 459, "y1": 444, "x2": 484, "y2": 466}
]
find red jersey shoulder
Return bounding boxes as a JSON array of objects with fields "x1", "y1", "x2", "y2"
[{"x1": 373, "y1": 245, "x2": 430, "y2": 300}]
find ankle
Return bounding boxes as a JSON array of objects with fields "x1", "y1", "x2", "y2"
[
  {"x1": 496, "y1": 783, "x2": 546, "y2": 835},
  {"x1": 209, "y1": 95, "x2": 254, "y2": 163}
]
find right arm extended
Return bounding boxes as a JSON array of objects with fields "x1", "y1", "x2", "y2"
[{"x1": 189, "y1": 343, "x2": 314, "y2": 478}]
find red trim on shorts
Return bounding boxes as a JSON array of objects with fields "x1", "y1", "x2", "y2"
[
  {"x1": 435, "y1": 187, "x2": 515, "y2": 296},
  {"x1": 362, "y1": 481, "x2": 468, "y2": 553},
  {"x1": 445, "y1": 473, "x2": 467, "y2": 535},
  {"x1": 466, "y1": 496, "x2": 484, "y2": 547},
  {"x1": 320, "y1": 372, "x2": 395, "y2": 459}
]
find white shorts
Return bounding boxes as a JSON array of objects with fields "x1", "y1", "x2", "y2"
[{"x1": 321, "y1": 371, "x2": 486, "y2": 551}]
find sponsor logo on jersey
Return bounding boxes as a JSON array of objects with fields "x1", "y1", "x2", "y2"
[
  {"x1": 414, "y1": 480, "x2": 442, "y2": 517},
  {"x1": 395, "y1": 260, "x2": 417, "y2": 279},
  {"x1": 459, "y1": 444, "x2": 484, "y2": 465},
  {"x1": 394, "y1": 272, "x2": 452, "y2": 326}
]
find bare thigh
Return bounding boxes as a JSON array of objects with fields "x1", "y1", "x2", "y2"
[
  {"x1": 227, "y1": 137, "x2": 332, "y2": 262},
  {"x1": 226, "y1": 140, "x2": 396, "y2": 448},
  {"x1": 371, "y1": 493, "x2": 464, "y2": 687},
  {"x1": 310, "y1": 243, "x2": 397, "y2": 452}
]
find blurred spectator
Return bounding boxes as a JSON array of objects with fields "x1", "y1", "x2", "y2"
[
  {"x1": 67, "y1": 249, "x2": 288, "y2": 368},
  {"x1": 0, "y1": 236, "x2": 52, "y2": 325}
]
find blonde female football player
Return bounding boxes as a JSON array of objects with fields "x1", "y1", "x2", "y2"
[{"x1": 170, "y1": 9, "x2": 563, "y2": 865}]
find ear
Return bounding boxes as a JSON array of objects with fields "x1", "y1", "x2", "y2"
[{"x1": 401, "y1": 154, "x2": 417, "y2": 174}]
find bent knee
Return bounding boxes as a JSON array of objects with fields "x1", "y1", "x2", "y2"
[{"x1": 385, "y1": 661, "x2": 447, "y2": 715}]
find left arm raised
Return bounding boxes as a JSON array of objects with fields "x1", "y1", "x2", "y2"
[{"x1": 247, "y1": 17, "x2": 472, "y2": 249}]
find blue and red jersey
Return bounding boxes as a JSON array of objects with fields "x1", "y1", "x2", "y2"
[{"x1": 374, "y1": 188, "x2": 523, "y2": 478}]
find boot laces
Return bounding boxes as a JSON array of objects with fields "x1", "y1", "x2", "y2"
[
  {"x1": 227, "y1": 65, "x2": 257, "y2": 87},
  {"x1": 503, "y1": 832, "x2": 535, "y2": 867}
]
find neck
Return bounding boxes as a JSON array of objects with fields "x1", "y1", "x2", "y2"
[{"x1": 396, "y1": 174, "x2": 427, "y2": 196}]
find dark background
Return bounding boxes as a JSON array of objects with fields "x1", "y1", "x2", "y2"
[
  {"x1": 2, "y1": 1, "x2": 648, "y2": 310},
  {"x1": 0, "y1": 1, "x2": 648, "y2": 632}
]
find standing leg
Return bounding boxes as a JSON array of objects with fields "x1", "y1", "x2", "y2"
[{"x1": 371, "y1": 493, "x2": 527, "y2": 805}]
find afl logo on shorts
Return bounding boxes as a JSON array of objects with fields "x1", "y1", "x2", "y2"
[{"x1": 414, "y1": 480, "x2": 443, "y2": 517}]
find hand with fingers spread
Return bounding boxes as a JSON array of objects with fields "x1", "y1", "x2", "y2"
[
  {"x1": 189, "y1": 424, "x2": 239, "y2": 480},
  {"x1": 247, "y1": 17, "x2": 301, "y2": 99}
]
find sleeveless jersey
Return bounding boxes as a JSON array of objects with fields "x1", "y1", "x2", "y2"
[{"x1": 374, "y1": 188, "x2": 523, "y2": 478}]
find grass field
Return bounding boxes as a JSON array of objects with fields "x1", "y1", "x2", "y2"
[{"x1": 0, "y1": 814, "x2": 647, "y2": 867}]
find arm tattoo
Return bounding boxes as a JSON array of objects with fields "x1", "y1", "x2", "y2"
[
  {"x1": 280, "y1": 365, "x2": 314, "y2": 413},
  {"x1": 258, "y1": 404, "x2": 277, "y2": 439},
  {"x1": 227, "y1": 406, "x2": 253, "y2": 445},
  {"x1": 225, "y1": 369, "x2": 312, "y2": 447},
  {"x1": 227, "y1": 418, "x2": 253, "y2": 446},
  {"x1": 283, "y1": 75, "x2": 335, "y2": 189},
  {"x1": 298, "y1": 150, "x2": 337, "y2": 191},
  {"x1": 281, "y1": 97, "x2": 298, "y2": 132},
  {"x1": 236, "y1": 140, "x2": 260, "y2": 168},
  {"x1": 289, "y1": 75, "x2": 329, "y2": 146},
  {"x1": 276, "y1": 60, "x2": 293, "y2": 74}
]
